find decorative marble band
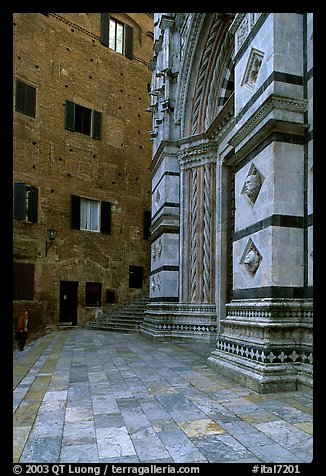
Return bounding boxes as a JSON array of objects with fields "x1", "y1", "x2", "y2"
[
  {"x1": 216, "y1": 339, "x2": 313, "y2": 364},
  {"x1": 146, "y1": 303, "x2": 217, "y2": 314},
  {"x1": 157, "y1": 323, "x2": 217, "y2": 333},
  {"x1": 226, "y1": 299, "x2": 313, "y2": 319},
  {"x1": 232, "y1": 286, "x2": 313, "y2": 299},
  {"x1": 226, "y1": 308, "x2": 313, "y2": 319},
  {"x1": 233, "y1": 214, "x2": 305, "y2": 242}
]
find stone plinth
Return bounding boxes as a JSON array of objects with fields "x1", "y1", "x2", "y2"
[
  {"x1": 141, "y1": 303, "x2": 217, "y2": 342},
  {"x1": 208, "y1": 298, "x2": 313, "y2": 393}
]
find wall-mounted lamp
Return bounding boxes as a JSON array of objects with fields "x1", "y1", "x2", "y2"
[{"x1": 45, "y1": 226, "x2": 57, "y2": 256}]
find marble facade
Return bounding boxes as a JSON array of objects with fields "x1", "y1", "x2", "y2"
[{"x1": 141, "y1": 13, "x2": 313, "y2": 393}]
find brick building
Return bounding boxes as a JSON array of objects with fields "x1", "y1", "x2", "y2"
[{"x1": 13, "y1": 13, "x2": 154, "y2": 339}]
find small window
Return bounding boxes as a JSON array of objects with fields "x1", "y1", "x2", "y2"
[
  {"x1": 13, "y1": 183, "x2": 38, "y2": 223},
  {"x1": 106, "y1": 290, "x2": 115, "y2": 304},
  {"x1": 65, "y1": 100, "x2": 102, "y2": 139},
  {"x1": 85, "y1": 282, "x2": 102, "y2": 306},
  {"x1": 13, "y1": 263, "x2": 35, "y2": 300},
  {"x1": 75, "y1": 104, "x2": 92, "y2": 135},
  {"x1": 129, "y1": 266, "x2": 143, "y2": 289},
  {"x1": 15, "y1": 79, "x2": 36, "y2": 118},
  {"x1": 109, "y1": 18, "x2": 124, "y2": 54},
  {"x1": 71, "y1": 195, "x2": 111, "y2": 234},
  {"x1": 80, "y1": 198, "x2": 100, "y2": 232},
  {"x1": 100, "y1": 14, "x2": 133, "y2": 59}
]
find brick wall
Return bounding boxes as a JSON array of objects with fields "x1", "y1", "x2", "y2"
[{"x1": 13, "y1": 13, "x2": 154, "y2": 339}]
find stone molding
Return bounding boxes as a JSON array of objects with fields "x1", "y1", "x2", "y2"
[
  {"x1": 146, "y1": 302, "x2": 216, "y2": 315},
  {"x1": 229, "y1": 94, "x2": 308, "y2": 149},
  {"x1": 174, "y1": 14, "x2": 205, "y2": 129}
]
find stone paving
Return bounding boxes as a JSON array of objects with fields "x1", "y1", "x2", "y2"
[{"x1": 13, "y1": 329, "x2": 313, "y2": 464}]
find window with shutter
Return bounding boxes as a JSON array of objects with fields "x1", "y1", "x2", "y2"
[
  {"x1": 72, "y1": 196, "x2": 110, "y2": 234},
  {"x1": 65, "y1": 101, "x2": 101, "y2": 139},
  {"x1": 15, "y1": 79, "x2": 36, "y2": 118},
  {"x1": 100, "y1": 14, "x2": 133, "y2": 59}
]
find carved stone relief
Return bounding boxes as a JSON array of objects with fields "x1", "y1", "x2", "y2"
[
  {"x1": 242, "y1": 48, "x2": 264, "y2": 92},
  {"x1": 240, "y1": 239, "x2": 262, "y2": 277},
  {"x1": 152, "y1": 239, "x2": 163, "y2": 261},
  {"x1": 241, "y1": 163, "x2": 263, "y2": 205}
]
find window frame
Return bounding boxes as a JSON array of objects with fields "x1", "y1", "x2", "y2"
[
  {"x1": 109, "y1": 17, "x2": 124, "y2": 54},
  {"x1": 80, "y1": 198, "x2": 101, "y2": 233}
]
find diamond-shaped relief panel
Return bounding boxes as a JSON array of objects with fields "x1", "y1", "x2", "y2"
[
  {"x1": 240, "y1": 238, "x2": 262, "y2": 277},
  {"x1": 241, "y1": 163, "x2": 263, "y2": 205}
]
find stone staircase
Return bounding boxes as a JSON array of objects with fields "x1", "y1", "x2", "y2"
[{"x1": 86, "y1": 290, "x2": 149, "y2": 334}]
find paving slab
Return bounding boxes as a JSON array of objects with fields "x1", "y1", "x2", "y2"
[{"x1": 13, "y1": 328, "x2": 313, "y2": 464}]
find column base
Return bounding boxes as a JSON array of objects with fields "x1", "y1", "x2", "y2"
[{"x1": 208, "y1": 298, "x2": 313, "y2": 393}]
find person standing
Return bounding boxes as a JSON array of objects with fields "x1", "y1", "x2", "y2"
[{"x1": 15, "y1": 309, "x2": 29, "y2": 351}]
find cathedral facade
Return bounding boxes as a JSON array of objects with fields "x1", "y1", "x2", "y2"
[{"x1": 142, "y1": 13, "x2": 313, "y2": 393}]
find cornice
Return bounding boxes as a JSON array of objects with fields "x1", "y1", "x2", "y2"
[{"x1": 229, "y1": 95, "x2": 308, "y2": 149}]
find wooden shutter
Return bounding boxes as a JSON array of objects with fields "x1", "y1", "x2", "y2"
[
  {"x1": 100, "y1": 13, "x2": 110, "y2": 46},
  {"x1": 15, "y1": 80, "x2": 36, "y2": 117},
  {"x1": 71, "y1": 195, "x2": 81, "y2": 229},
  {"x1": 26, "y1": 84, "x2": 36, "y2": 117},
  {"x1": 15, "y1": 80, "x2": 26, "y2": 113},
  {"x1": 124, "y1": 24, "x2": 134, "y2": 59},
  {"x1": 65, "y1": 100, "x2": 75, "y2": 131},
  {"x1": 100, "y1": 201, "x2": 111, "y2": 234},
  {"x1": 92, "y1": 110, "x2": 102, "y2": 139},
  {"x1": 28, "y1": 186, "x2": 38, "y2": 223},
  {"x1": 14, "y1": 183, "x2": 27, "y2": 221}
]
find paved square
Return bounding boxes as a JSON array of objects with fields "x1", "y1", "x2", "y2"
[{"x1": 13, "y1": 329, "x2": 313, "y2": 464}]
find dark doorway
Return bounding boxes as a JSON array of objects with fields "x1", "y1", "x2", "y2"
[{"x1": 60, "y1": 281, "x2": 78, "y2": 325}]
